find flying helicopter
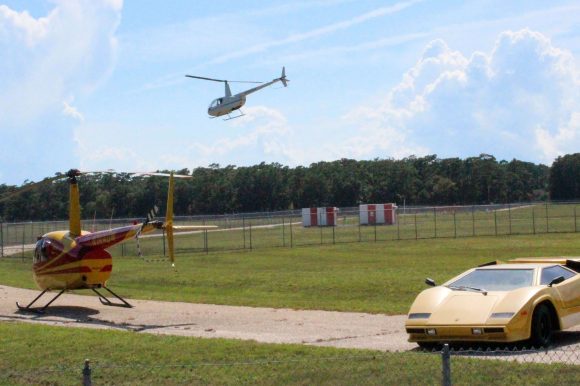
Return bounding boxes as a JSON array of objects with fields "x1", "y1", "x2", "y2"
[
  {"x1": 0, "y1": 169, "x2": 216, "y2": 313},
  {"x1": 186, "y1": 67, "x2": 288, "y2": 120}
]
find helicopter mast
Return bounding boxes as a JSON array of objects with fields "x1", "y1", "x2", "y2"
[
  {"x1": 67, "y1": 169, "x2": 82, "y2": 238},
  {"x1": 225, "y1": 81, "x2": 232, "y2": 97}
]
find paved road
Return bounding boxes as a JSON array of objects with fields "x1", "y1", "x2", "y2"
[
  {"x1": 0, "y1": 285, "x2": 412, "y2": 351},
  {"x1": 1, "y1": 285, "x2": 578, "y2": 364}
]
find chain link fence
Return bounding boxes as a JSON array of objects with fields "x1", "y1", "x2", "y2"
[
  {"x1": 1, "y1": 345, "x2": 578, "y2": 385},
  {"x1": 1, "y1": 202, "x2": 579, "y2": 258}
]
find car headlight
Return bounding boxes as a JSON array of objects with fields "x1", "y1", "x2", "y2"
[
  {"x1": 408, "y1": 313, "x2": 431, "y2": 319},
  {"x1": 490, "y1": 312, "x2": 515, "y2": 319},
  {"x1": 426, "y1": 328, "x2": 437, "y2": 336}
]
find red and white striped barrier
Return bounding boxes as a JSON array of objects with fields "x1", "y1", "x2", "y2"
[
  {"x1": 359, "y1": 203, "x2": 397, "y2": 225},
  {"x1": 302, "y1": 207, "x2": 338, "y2": 227}
]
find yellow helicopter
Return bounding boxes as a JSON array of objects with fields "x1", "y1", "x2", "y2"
[
  {"x1": 0, "y1": 169, "x2": 216, "y2": 313},
  {"x1": 186, "y1": 67, "x2": 288, "y2": 120}
]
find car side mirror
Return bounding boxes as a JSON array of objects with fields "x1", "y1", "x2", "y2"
[
  {"x1": 548, "y1": 276, "x2": 565, "y2": 287},
  {"x1": 425, "y1": 278, "x2": 436, "y2": 287}
]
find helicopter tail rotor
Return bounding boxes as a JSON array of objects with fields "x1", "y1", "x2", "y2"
[
  {"x1": 280, "y1": 66, "x2": 288, "y2": 87},
  {"x1": 159, "y1": 173, "x2": 217, "y2": 266}
]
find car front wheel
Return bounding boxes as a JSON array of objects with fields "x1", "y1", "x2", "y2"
[{"x1": 530, "y1": 304, "x2": 553, "y2": 347}]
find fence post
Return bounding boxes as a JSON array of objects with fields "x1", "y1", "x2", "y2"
[
  {"x1": 434, "y1": 207, "x2": 437, "y2": 238},
  {"x1": 414, "y1": 213, "x2": 418, "y2": 240},
  {"x1": 508, "y1": 203, "x2": 512, "y2": 235},
  {"x1": 441, "y1": 344, "x2": 451, "y2": 386},
  {"x1": 332, "y1": 223, "x2": 335, "y2": 244},
  {"x1": 249, "y1": 223, "x2": 253, "y2": 250},
  {"x1": 494, "y1": 210, "x2": 498, "y2": 236},
  {"x1": 472, "y1": 206, "x2": 475, "y2": 236},
  {"x1": 453, "y1": 211, "x2": 457, "y2": 238},
  {"x1": 243, "y1": 217, "x2": 246, "y2": 250},
  {"x1": 0, "y1": 221, "x2": 3, "y2": 258},
  {"x1": 545, "y1": 202, "x2": 549, "y2": 233},
  {"x1": 82, "y1": 359, "x2": 92, "y2": 386},
  {"x1": 397, "y1": 212, "x2": 400, "y2": 240},
  {"x1": 205, "y1": 229, "x2": 209, "y2": 254},
  {"x1": 21, "y1": 224, "x2": 26, "y2": 261},
  {"x1": 162, "y1": 229, "x2": 166, "y2": 257},
  {"x1": 282, "y1": 217, "x2": 286, "y2": 247},
  {"x1": 290, "y1": 217, "x2": 293, "y2": 248}
]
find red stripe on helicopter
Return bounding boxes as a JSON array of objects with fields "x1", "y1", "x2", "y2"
[
  {"x1": 35, "y1": 251, "x2": 111, "y2": 274},
  {"x1": 36, "y1": 266, "x2": 92, "y2": 275},
  {"x1": 77, "y1": 225, "x2": 139, "y2": 249},
  {"x1": 100, "y1": 265, "x2": 112, "y2": 272},
  {"x1": 35, "y1": 252, "x2": 80, "y2": 272}
]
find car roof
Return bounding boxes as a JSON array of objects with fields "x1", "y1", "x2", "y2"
[
  {"x1": 477, "y1": 264, "x2": 549, "y2": 269},
  {"x1": 476, "y1": 257, "x2": 580, "y2": 272}
]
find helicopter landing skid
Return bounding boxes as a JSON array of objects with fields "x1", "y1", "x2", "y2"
[
  {"x1": 92, "y1": 286, "x2": 133, "y2": 308},
  {"x1": 223, "y1": 110, "x2": 245, "y2": 121},
  {"x1": 16, "y1": 289, "x2": 66, "y2": 314}
]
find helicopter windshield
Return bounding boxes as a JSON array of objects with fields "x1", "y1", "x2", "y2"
[
  {"x1": 33, "y1": 239, "x2": 49, "y2": 263},
  {"x1": 33, "y1": 238, "x2": 60, "y2": 263},
  {"x1": 209, "y1": 98, "x2": 222, "y2": 109}
]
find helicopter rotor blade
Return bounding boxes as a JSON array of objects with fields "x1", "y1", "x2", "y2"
[
  {"x1": 0, "y1": 169, "x2": 195, "y2": 205},
  {"x1": 228, "y1": 80, "x2": 263, "y2": 84},
  {"x1": 0, "y1": 176, "x2": 62, "y2": 203},
  {"x1": 0, "y1": 169, "x2": 117, "y2": 204},
  {"x1": 185, "y1": 75, "x2": 226, "y2": 82},
  {"x1": 185, "y1": 75, "x2": 262, "y2": 84}
]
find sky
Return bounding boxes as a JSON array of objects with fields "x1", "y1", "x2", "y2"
[{"x1": 1, "y1": 0, "x2": 579, "y2": 185}]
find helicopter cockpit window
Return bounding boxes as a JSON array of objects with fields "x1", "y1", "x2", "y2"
[
  {"x1": 209, "y1": 99, "x2": 222, "y2": 109},
  {"x1": 33, "y1": 238, "x2": 56, "y2": 263},
  {"x1": 34, "y1": 239, "x2": 48, "y2": 263},
  {"x1": 33, "y1": 240, "x2": 42, "y2": 263}
]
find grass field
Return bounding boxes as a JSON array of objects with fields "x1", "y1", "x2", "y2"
[
  {"x1": 1, "y1": 233, "x2": 579, "y2": 314},
  {"x1": 0, "y1": 322, "x2": 578, "y2": 385},
  {"x1": 2, "y1": 233, "x2": 579, "y2": 384},
  {"x1": 2, "y1": 203, "x2": 578, "y2": 259}
]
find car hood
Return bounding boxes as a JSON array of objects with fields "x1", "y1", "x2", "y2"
[
  {"x1": 429, "y1": 293, "x2": 500, "y2": 324},
  {"x1": 407, "y1": 286, "x2": 538, "y2": 325}
]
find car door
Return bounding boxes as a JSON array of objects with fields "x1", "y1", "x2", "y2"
[{"x1": 540, "y1": 265, "x2": 579, "y2": 309}]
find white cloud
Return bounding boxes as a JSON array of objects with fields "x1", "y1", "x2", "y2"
[
  {"x1": 0, "y1": 5, "x2": 51, "y2": 46},
  {"x1": 207, "y1": 0, "x2": 424, "y2": 65},
  {"x1": 62, "y1": 101, "x2": 84, "y2": 122},
  {"x1": 0, "y1": 1, "x2": 122, "y2": 128},
  {"x1": 0, "y1": 1, "x2": 122, "y2": 184},
  {"x1": 70, "y1": 106, "x2": 295, "y2": 174},
  {"x1": 343, "y1": 29, "x2": 580, "y2": 163},
  {"x1": 190, "y1": 106, "x2": 293, "y2": 162}
]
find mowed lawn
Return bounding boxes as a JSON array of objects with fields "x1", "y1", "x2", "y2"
[
  {"x1": 2, "y1": 322, "x2": 578, "y2": 386},
  {"x1": 1, "y1": 233, "x2": 578, "y2": 314}
]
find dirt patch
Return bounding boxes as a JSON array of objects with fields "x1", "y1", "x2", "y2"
[
  {"x1": 0, "y1": 285, "x2": 412, "y2": 351},
  {"x1": 1, "y1": 285, "x2": 578, "y2": 364}
]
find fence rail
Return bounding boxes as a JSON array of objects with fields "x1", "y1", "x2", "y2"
[
  {"x1": 2, "y1": 345, "x2": 578, "y2": 385},
  {"x1": 1, "y1": 202, "x2": 579, "y2": 258}
]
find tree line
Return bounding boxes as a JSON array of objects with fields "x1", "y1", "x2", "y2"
[{"x1": 0, "y1": 153, "x2": 577, "y2": 222}]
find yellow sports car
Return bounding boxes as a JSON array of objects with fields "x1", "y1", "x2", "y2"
[{"x1": 405, "y1": 257, "x2": 580, "y2": 347}]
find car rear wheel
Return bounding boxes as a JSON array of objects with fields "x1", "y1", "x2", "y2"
[{"x1": 530, "y1": 304, "x2": 553, "y2": 347}]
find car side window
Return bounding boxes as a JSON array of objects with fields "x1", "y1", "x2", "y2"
[{"x1": 540, "y1": 265, "x2": 575, "y2": 285}]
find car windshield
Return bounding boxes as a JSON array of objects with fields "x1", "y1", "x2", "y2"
[{"x1": 447, "y1": 268, "x2": 534, "y2": 291}]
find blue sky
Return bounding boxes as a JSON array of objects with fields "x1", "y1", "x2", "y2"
[{"x1": 1, "y1": 0, "x2": 579, "y2": 185}]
